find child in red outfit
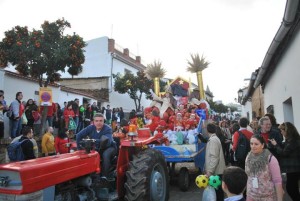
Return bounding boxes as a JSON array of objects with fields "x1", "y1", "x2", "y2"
[
  {"x1": 55, "y1": 129, "x2": 70, "y2": 154},
  {"x1": 63, "y1": 103, "x2": 75, "y2": 129}
]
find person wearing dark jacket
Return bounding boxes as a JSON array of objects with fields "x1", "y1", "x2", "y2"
[
  {"x1": 25, "y1": 99, "x2": 37, "y2": 128},
  {"x1": 232, "y1": 117, "x2": 253, "y2": 169},
  {"x1": 270, "y1": 122, "x2": 300, "y2": 201},
  {"x1": 257, "y1": 117, "x2": 283, "y2": 160},
  {"x1": 19, "y1": 126, "x2": 36, "y2": 160},
  {"x1": 76, "y1": 113, "x2": 116, "y2": 178},
  {"x1": 84, "y1": 104, "x2": 92, "y2": 127},
  {"x1": 119, "y1": 107, "x2": 124, "y2": 122}
]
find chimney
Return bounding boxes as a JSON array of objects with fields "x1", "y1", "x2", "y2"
[
  {"x1": 136, "y1": 56, "x2": 141, "y2": 64},
  {"x1": 123, "y1": 48, "x2": 129, "y2": 57},
  {"x1": 108, "y1": 39, "x2": 115, "y2": 52}
]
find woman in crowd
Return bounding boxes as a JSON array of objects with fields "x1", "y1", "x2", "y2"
[
  {"x1": 63, "y1": 102, "x2": 75, "y2": 139},
  {"x1": 55, "y1": 129, "x2": 70, "y2": 154},
  {"x1": 231, "y1": 122, "x2": 240, "y2": 134},
  {"x1": 270, "y1": 122, "x2": 300, "y2": 201},
  {"x1": 63, "y1": 102, "x2": 75, "y2": 130},
  {"x1": 220, "y1": 120, "x2": 232, "y2": 165},
  {"x1": 264, "y1": 113, "x2": 281, "y2": 136},
  {"x1": 245, "y1": 134, "x2": 283, "y2": 201},
  {"x1": 25, "y1": 99, "x2": 37, "y2": 128},
  {"x1": 53, "y1": 103, "x2": 62, "y2": 134},
  {"x1": 119, "y1": 107, "x2": 124, "y2": 122}
]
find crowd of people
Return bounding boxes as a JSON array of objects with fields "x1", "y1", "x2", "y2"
[
  {"x1": 1, "y1": 90, "x2": 300, "y2": 201},
  {"x1": 198, "y1": 113, "x2": 300, "y2": 201},
  {"x1": 0, "y1": 90, "x2": 126, "y2": 139},
  {"x1": 0, "y1": 90, "x2": 125, "y2": 161}
]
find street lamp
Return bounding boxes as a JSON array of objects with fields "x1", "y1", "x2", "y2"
[{"x1": 238, "y1": 89, "x2": 243, "y2": 103}]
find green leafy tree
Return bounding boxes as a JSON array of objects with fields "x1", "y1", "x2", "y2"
[
  {"x1": 113, "y1": 70, "x2": 154, "y2": 111},
  {"x1": 208, "y1": 100, "x2": 227, "y2": 113},
  {"x1": 0, "y1": 18, "x2": 86, "y2": 134},
  {"x1": 0, "y1": 18, "x2": 86, "y2": 86}
]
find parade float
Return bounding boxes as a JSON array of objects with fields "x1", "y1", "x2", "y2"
[{"x1": 114, "y1": 76, "x2": 211, "y2": 192}]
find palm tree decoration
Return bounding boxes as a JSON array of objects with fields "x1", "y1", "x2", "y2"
[
  {"x1": 187, "y1": 53, "x2": 210, "y2": 100},
  {"x1": 146, "y1": 60, "x2": 166, "y2": 95}
]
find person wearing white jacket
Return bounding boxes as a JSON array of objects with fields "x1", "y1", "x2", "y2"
[{"x1": 204, "y1": 123, "x2": 226, "y2": 201}]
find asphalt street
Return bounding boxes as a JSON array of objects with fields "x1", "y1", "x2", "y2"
[
  {"x1": 168, "y1": 163, "x2": 293, "y2": 201},
  {"x1": 169, "y1": 173, "x2": 203, "y2": 201}
]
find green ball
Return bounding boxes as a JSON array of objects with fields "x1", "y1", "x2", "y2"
[
  {"x1": 208, "y1": 175, "x2": 221, "y2": 189},
  {"x1": 80, "y1": 107, "x2": 85, "y2": 112}
]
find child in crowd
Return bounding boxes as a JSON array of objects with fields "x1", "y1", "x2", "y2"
[
  {"x1": 55, "y1": 129, "x2": 71, "y2": 154},
  {"x1": 222, "y1": 166, "x2": 247, "y2": 201}
]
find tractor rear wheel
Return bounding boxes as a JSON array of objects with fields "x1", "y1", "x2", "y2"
[{"x1": 124, "y1": 148, "x2": 169, "y2": 201}]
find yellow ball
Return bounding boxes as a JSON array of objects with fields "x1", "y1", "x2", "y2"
[{"x1": 195, "y1": 174, "x2": 208, "y2": 188}]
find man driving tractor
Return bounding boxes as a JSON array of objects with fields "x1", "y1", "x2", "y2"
[{"x1": 76, "y1": 113, "x2": 117, "y2": 179}]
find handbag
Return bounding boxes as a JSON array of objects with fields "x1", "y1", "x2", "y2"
[
  {"x1": 202, "y1": 186, "x2": 216, "y2": 201},
  {"x1": 21, "y1": 113, "x2": 28, "y2": 124},
  {"x1": 6, "y1": 104, "x2": 13, "y2": 119},
  {"x1": 68, "y1": 117, "x2": 77, "y2": 130},
  {"x1": 6, "y1": 110, "x2": 13, "y2": 118}
]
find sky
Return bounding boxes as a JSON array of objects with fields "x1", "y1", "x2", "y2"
[{"x1": 0, "y1": 0, "x2": 286, "y2": 104}]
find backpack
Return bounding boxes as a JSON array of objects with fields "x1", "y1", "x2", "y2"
[
  {"x1": 235, "y1": 131, "x2": 250, "y2": 161},
  {"x1": 7, "y1": 139, "x2": 28, "y2": 161},
  {"x1": 6, "y1": 104, "x2": 13, "y2": 119}
]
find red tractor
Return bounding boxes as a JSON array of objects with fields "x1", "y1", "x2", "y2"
[{"x1": 0, "y1": 128, "x2": 170, "y2": 201}]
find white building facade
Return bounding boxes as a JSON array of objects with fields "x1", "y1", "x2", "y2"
[
  {"x1": 262, "y1": 30, "x2": 300, "y2": 128},
  {"x1": 60, "y1": 36, "x2": 152, "y2": 112},
  {"x1": 0, "y1": 69, "x2": 98, "y2": 137},
  {"x1": 240, "y1": 0, "x2": 300, "y2": 130}
]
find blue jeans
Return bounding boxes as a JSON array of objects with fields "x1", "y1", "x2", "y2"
[
  {"x1": 47, "y1": 116, "x2": 53, "y2": 127},
  {"x1": 77, "y1": 120, "x2": 84, "y2": 132},
  {"x1": 75, "y1": 116, "x2": 79, "y2": 132},
  {"x1": 10, "y1": 118, "x2": 22, "y2": 138},
  {"x1": 101, "y1": 146, "x2": 117, "y2": 177}
]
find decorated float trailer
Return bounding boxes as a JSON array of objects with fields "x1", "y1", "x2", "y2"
[{"x1": 125, "y1": 76, "x2": 211, "y2": 192}]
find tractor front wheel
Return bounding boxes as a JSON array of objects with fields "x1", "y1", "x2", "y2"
[{"x1": 124, "y1": 149, "x2": 169, "y2": 201}]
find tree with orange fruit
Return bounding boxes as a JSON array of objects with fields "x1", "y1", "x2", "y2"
[
  {"x1": 0, "y1": 18, "x2": 86, "y2": 135},
  {"x1": 0, "y1": 18, "x2": 86, "y2": 86}
]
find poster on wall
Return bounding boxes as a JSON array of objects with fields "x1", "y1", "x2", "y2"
[{"x1": 39, "y1": 87, "x2": 52, "y2": 106}]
